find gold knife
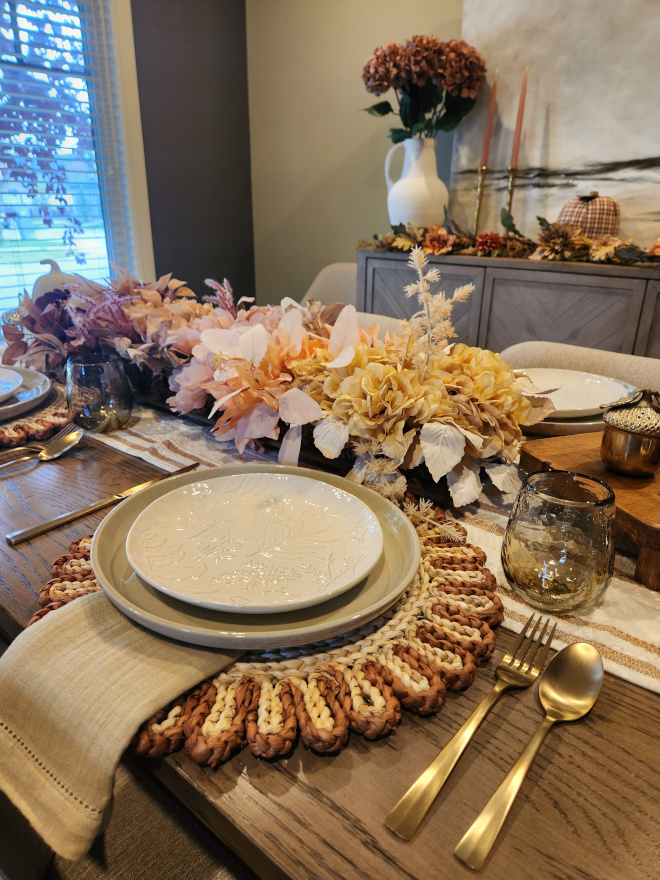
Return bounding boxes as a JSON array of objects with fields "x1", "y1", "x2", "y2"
[{"x1": 6, "y1": 462, "x2": 200, "y2": 546}]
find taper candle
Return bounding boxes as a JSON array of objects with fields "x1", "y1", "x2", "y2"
[
  {"x1": 480, "y1": 69, "x2": 498, "y2": 167},
  {"x1": 510, "y1": 66, "x2": 529, "y2": 167}
]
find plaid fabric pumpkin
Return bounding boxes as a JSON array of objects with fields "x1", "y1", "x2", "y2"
[{"x1": 557, "y1": 191, "x2": 620, "y2": 237}]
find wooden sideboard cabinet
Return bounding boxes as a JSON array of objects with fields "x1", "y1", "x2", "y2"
[{"x1": 356, "y1": 250, "x2": 660, "y2": 356}]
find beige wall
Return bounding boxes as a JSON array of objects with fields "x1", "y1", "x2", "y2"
[{"x1": 246, "y1": 1, "x2": 463, "y2": 304}]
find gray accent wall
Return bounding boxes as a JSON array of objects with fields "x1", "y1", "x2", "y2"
[{"x1": 130, "y1": 0, "x2": 256, "y2": 300}]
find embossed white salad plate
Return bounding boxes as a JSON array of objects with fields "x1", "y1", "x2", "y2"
[
  {"x1": 0, "y1": 367, "x2": 51, "y2": 421},
  {"x1": 125, "y1": 472, "x2": 384, "y2": 613},
  {"x1": 0, "y1": 367, "x2": 23, "y2": 404},
  {"x1": 518, "y1": 368, "x2": 634, "y2": 419},
  {"x1": 92, "y1": 465, "x2": 420, "y2": 649}
]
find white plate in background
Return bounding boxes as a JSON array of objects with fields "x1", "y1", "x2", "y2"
[
  {"x1": 0, "y1": 367, "x2": 51, "y2": 421},
  {"x1": 517, "y1": 368, "x2": 634, "y2": 418},
  {"x1": 0, "y1": 367, "x2": 23, "y2": 404}
]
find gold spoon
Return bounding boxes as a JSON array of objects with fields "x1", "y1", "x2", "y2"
[
  {"x1": 454, "y1": 642, "x2": 603, "y2": 871},
  {"x1": 0, "y1": 428, "x2": 84, "y2": 472}
]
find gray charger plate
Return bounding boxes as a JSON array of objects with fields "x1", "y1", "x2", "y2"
[{"x1": 91, "y1": 463, "x2": 421, "y2": 649}]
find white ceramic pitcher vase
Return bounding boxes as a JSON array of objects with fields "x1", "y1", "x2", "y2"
[{"x1": 385, "y1": 137, "x2": 448, "y2": 228}]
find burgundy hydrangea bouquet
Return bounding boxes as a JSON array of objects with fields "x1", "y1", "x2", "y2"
[{"x1": 362, "y1": 35, "x2": 486, "y2": 143}]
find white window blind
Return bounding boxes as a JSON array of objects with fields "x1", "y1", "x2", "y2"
[{"x1": 0, "y1": 0, "x2": 138, "y2": 312}]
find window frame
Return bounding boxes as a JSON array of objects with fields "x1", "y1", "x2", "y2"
[{"x1": 106, "y1": 0, "x2": 155, "y2": 283}]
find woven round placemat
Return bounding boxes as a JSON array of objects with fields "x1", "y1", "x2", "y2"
[
  {"x1": 30, "y1": 496, "x2": 504, "y2": 765},
  {"x1": 0, "y1": 385, "x2": 71, "y2": 447}
]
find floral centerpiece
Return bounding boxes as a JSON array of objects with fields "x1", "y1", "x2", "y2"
[
  {"x1": 3, "y1": 249, "x2": 552, "y2": 506},
  {"x1": 362, "y1": 35, "x2": 486, "y2": 142},
  {"x1": 163, "y1": 248, "x2": 552, "y2": 505}
]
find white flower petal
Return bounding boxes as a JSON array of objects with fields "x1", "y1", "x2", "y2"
[
  {"x1": 419, "y1": 422, "x2": 466, "y2": 482},
  {"x1": 325, "y1": 346, "x2": 355, "y2": 369},
  {"x1": 208, "y1": 388, "x2": 241, "y2": 419},
  {"x1": 238, "y1": 323, "x2": 268, "y2": 364},
  {"x1": 313, "y1": 416, "x2": 349, "y2": 459},
  {"x1": 328, "y1": 304, "x2": 360, "y2": 357},
  {"x1": 200, "y1": 327, "x2": 241, "y2": 357},
  {"x1": 277, "y1": 307, "x2": 303, "y2": 355},
  {"x1": 278, "y1": 387, "x2": 323, "y2": 426},
  {"x1": 280, "y1": 296, "x2": 305, "y2": 313}
]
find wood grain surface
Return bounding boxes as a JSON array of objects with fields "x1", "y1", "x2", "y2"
[{"x1": 2, "y1": 439, "x2": 660, "y2": 880}]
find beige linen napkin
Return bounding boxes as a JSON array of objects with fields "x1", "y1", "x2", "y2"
[{"x1": 0, "y1": 591, "x2": 240, "y2": 861}]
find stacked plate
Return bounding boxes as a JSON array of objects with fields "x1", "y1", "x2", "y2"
[
  {"x1": 519, "y1": 368, "x2": 635, "y2": 435},
  {"x1": 0, "y1": 366, "x2": 51, "y2": 422},
  {"x1": 91, "y1": 464, "x2": 421, "y2": 649}
]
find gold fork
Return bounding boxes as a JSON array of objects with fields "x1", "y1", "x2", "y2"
[{"x1": 384, "y1": 614, "x2": 556, "y2": 841}]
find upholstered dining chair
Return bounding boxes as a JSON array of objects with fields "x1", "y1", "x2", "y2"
[
  {"x1": 499, "y1": 340, "x2": 660, "y2": 390},
  {"x1": 301, "y1": 262, "x2": 402, "y2": 338}
]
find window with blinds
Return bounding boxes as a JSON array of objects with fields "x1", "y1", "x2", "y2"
[{"x1": 0, "y1": 0, "x2": 137, "y2": 313}]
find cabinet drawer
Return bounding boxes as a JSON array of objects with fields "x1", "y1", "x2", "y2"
[
  {"x1": 357, "y1": 252, "x2": 484, "y2": 346},
  {"x1": 478, "y1": 267, "x2": 646, "y2": 354}
]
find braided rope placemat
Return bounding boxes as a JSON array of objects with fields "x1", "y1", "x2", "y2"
[
  {"x1": 29, "y1": 497, "x2": 504, "y2": 766},
  {"x1": 0, "y1": 385, "x2": 71, "y2": 447}
]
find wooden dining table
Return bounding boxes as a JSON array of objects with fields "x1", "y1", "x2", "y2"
[{"x1": 1, "y1": 433, "x2": 660, "y2": 880}]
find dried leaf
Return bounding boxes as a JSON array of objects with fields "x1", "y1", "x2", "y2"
[
  {"x1": 278, "y1": 424, "x2": 302, "y2": 466},
  {"x1": 392, "y1": 235, "x2": 415, "y2": 251},
  {"x1": 401, "y1": 432, "x2": 424, "y2": 470},
  {"x1": 419, "y1": 421, "x2": 466, "y2": 481},
  {"x1": 520, "y1": 395, "x2": 557, "y2": 426},
  {"x1": 344, "y1": 457, "x2": 368, "y2": 483},
  {"x1": 511, "y1": 374, "x2": 559, "y2": 397},
  {"x1": 447, "y1": 459, "x2": 482, "y2": 506},
  {"x1": 483, "y1": 462, "x2": 522, "y2": 496},
  {"x1": 313, "y1": 416, "x2": 349, "y2": 459},
  {"x1": 451, "y1": 422, "x2": 486, "y2": 452}
]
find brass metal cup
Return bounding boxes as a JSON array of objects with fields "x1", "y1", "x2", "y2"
[{"x1": 600, "y1": 423, "x2": 660, "y2": 477}]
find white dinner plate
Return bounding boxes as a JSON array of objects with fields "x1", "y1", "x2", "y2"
[
  {"x1": 126, "y1": 472, "x2": 384, "y2": 613},
  {"x1": 92, "y1": 464, "x2": 421, "y2": 649},
  {"x1": 0, "y1": 367, "x2": 23, "y2": 404},
  {"x1": 0, "y1": 367, "x2": 52, "y2": 421},
  {"x1": 517, "y1": 368, "x2": 634, "y2": 418}
]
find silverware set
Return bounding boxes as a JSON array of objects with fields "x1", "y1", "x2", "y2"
[
  {"x1": 0, "y1": 425, "x2": 83, "y2": 471},
  {"x1": 384, "y1": 614, "x2": 603, "y2": 871}
]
